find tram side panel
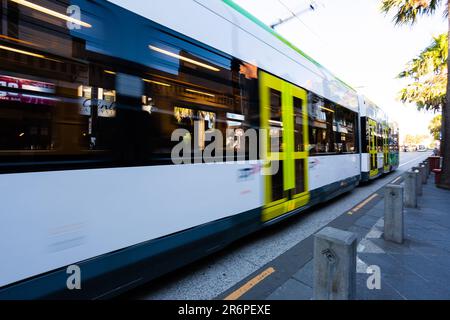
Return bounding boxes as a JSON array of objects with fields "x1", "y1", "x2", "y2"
[
  {"x1": 0, "y1": 0, "x2": 362, "y2": 299},
  {"x1": 258, "y1": 71, "x2": 361, "y2": 223},
  {"x1": 360, "y1": 115, "x2": 391, "y2": 181},
  {"x1": 0, "y1": 163, "x2": 264, "y2": 297},
  {"x1": 308, "y1": 154, "x2": 361, "y2": 202},
  {"x1": 360, "y1": 116, "x2": 375, "y2": 181},
  {"x1": 0, "y1": 0, "x2": 270, "y2": 298},
  {"x1": 389, "y1": 123, "x2": 400, "y2": 172},
  {"x1": 305, "y1": 94, "x2": 361, "y2": 203}
]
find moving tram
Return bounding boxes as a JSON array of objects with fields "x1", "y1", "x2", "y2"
[
  {"x1": 0, "y1": 0, "x2": 399, "y2": 299},
  {"x1": 359, "y1": 98, "x2": 399, "y2": 181}
]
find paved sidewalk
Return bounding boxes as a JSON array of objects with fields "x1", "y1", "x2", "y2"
[
  {"x1": 218, "y1": 171, "x2": 450, "y2": 300},
  {"x1": 354, "y1": 180, "x2": 450, "y2": 300}
]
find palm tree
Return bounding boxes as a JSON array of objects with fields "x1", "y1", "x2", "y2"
[
  {"x1": 381, "y1": 0, "x2": 450, "y2": 189},
  {"x1": 398, "y1": 34, "x2": 447, "y2": 111},
  {"x1": 381, "y1": 0, "x2": 446, "y2": 24}
]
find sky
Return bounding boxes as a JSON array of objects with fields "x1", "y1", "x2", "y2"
[{"x1": 234, "y1": 0, "x2": 447, "y2": 143}]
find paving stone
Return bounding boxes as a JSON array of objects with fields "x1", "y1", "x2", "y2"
[
  {"x1": 422, "y1": 254, "x2": 450, "y2": 271},
  {"x1": 372, "y1": 201, "x2": 385, "y2": 211},
  {"x1": 291, "y1": 260, "x2": 313, "y2": 288},
  {"x1": 357, "y1": 252, "x2": 416, "y2": 277},
  {"x1": 266, "y1": 279, "x2": 312, "y2": 300},
  {"x1": 367, "y1": 238, "x2": 415, "y2": 256},
  {"x1": 408, "y1": 239, "x2": 450, "y2": 257},
  {"x1": 355, "y1": 214, "x2": 380, "y2": 229},
  {"x1": 356, "y1": 273, "x2": 405, "y2": 300},
  {"x1": 365, "y1": 207, "x2": 384, "y2": 218},
  {"x1": 347, "y1": 225, "x2": 371, "y2": 242},
  {"x1": 383, "y1": 273, "x2": 450, "y2": 300},
  {"x1": 387, "y1": 254, "x2": 450, "y2": 287},
  {"x1": 357, "y1": 238, "x2": 385, "y2": 254}
]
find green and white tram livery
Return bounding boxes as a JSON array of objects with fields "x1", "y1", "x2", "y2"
[{"x1": 0, "y1": 0, "x2": 398, "y2": 299}]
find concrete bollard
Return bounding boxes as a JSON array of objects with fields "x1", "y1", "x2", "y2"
[
  {"x1": 423, "y1": 161, "x2": 430, "y2": 176},
  {"x1": 384, "y1": 184, "x2": 404, "y2": 244},
  {"x1": 412, "y1": 167, "x2": 423, "y2": 196},
  {"x1": 313, "y1": 227, "x2": 357, "y2": 300},
  {"x1": 405, "y1": 170, "x2": 418, "y2": 208},
  {"x1": 420, "y1": 164, "x2": 427, "y2": 184}
]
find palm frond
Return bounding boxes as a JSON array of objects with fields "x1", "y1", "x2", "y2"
[
  {"x1": 381, "y1": 0, "x2": 443, "y2": 25},
  {"x1": 398, "y1": 33, "x2": 448, "y2": 79},
  {"x1": 398, "y1": 72, "x2": 447, "y2": 111}
]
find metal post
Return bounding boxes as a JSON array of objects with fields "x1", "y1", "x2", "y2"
[
  {"x1": 412, "y1": 167, "x2": 422, "y2": 196},
  {"x1": 313, "y1": 227, "x2": 357, "y2": 300},
  {"x1": 423, "y1": 161, "x2": 430, "y2": 176},
  {"x1": 404, "y1": 170, "x2": 418, "y2": 208},
  {"x1": 420, "y1": 164, "x2": 427, "y2": 184},
  {"x1": 384, "y1": 184, "x2": 404, "y2": 244}
]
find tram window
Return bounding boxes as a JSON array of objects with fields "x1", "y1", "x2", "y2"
[
  {"x1": 141, "y1": 64, "x2": 256, "y2": 162},
  {"x1": 308, "y1": 95, "x2": 334, "y2": 155},
  {"x1": 78, "y1": 85, "x2": 117, "y2": 153},
  {"x1": 139, "y1": 61, "x2": 259, "y2": 162},
  {"x1": 0, "y1": 4, "x2": 261, "y2": 171},
  {"x1": 333, "y1": 105, "x2": 357, "y2": 154},
  {"x1": 271, "y1": 160, "x2": 285, "y2": 202},
  {"x1": 225, "y1": 113, "x2": 247, "y2": 155},
  {"x1": 294, "y1": 159, "x2": 306, "y2": 194},
  {"x1": 224, "y1": 62, "x2": 259, "y2": 160},
  {"x1": 389, "y1": 128, "x2": 399, "y2": 152},
  {"x1": 173, "y1": 106, "x2": 216, "y2": 151},
  {"x1": 377, "y1": 124, "x2": 383, "y2": 152},
  {"x1": 139, "y1": 31, "x2": 259, "y2": 163},
  {"x1": 0, "y1": 100, "x2": 53, "y2": 151},
  {"x1": 333, "y1": 104, "x2": 344, "y2": 153},
  {"x1": 0, "y1": 69, "x2": 92, "y2": 161},
  {"x1": 269, "y1": 89, "x2": 283, "y2": 153},
  {"x1": 293, "y1": 97, "x2": 304, "y2": 152},
  {"x1": 361, "y1": 118, "x2": 369, "y2": 153}
]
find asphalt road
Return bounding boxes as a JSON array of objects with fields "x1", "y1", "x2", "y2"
[{"x1": 124, "y1": 151, "x2": 432, "y2": 300}]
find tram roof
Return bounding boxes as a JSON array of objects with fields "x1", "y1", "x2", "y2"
[{"x1": 107, "y1": 0, "x2": 360, "y2": 111}]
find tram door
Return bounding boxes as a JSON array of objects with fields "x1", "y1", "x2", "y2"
[
  {"x1": 368, "y1": 118, "x2": 378, "y2": 178},
  {"x1": 383, "y1": 125, "x2": 390, "y2": 172},
  {"x1": 259, "y1": 71, "x2": 310, "y2": 222}
]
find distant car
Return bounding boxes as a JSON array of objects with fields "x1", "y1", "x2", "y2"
[
  {"x1": 418, "y1": 145, "x2": 427, "y2": 152},
  {"x1": 404, "y1": 145, "x2": 415, "y2": 152}
]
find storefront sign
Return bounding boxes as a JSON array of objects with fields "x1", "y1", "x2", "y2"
[{"x1": 0, "y1": 75, "x2": 56, "y2": 105}]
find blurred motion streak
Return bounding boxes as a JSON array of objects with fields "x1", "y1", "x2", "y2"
[
  {"x1": 9, "y1": 0, "x2": 92, "y2": 28},
  {"x1": 0, "y1": 34, "x2": 36, "y2": 46},
  {"x1": 0, "y1": 44, "x2": 45, "y2": 58},
  {"x1": 149, "y1": 45, "x2": 221, "y2": 72}
]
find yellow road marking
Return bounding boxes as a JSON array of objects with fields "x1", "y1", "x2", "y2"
[
  {"x1": 347, "y1": 193, "x2": 379, "y2": 215},
  {"x1": 224, "y1": 267, "x2": 275, "y2": 300}
]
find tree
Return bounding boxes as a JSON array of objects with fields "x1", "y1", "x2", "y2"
[
  {"x1": 429, "y1": 114, "x2": 443, "y2": 140},
  {"x1": 398, "y1": 34, "x2": 447, "y2": 111},
  {"x1": 381, "y1": 0, "x2": 446, "y2": 25},
  {"x1": 404, "y1": 133, "x2": 415, "y2": 145},
  {"x1": 404, "y1": 133, "x2": 429, "y2": 145},
  {"x1": 381, "y1": 0, "x2": 450, "y2": 189}
]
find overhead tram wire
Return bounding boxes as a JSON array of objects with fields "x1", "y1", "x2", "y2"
[{"x1": 274, "y1": 0, "x2": 328, "y2": 46}]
